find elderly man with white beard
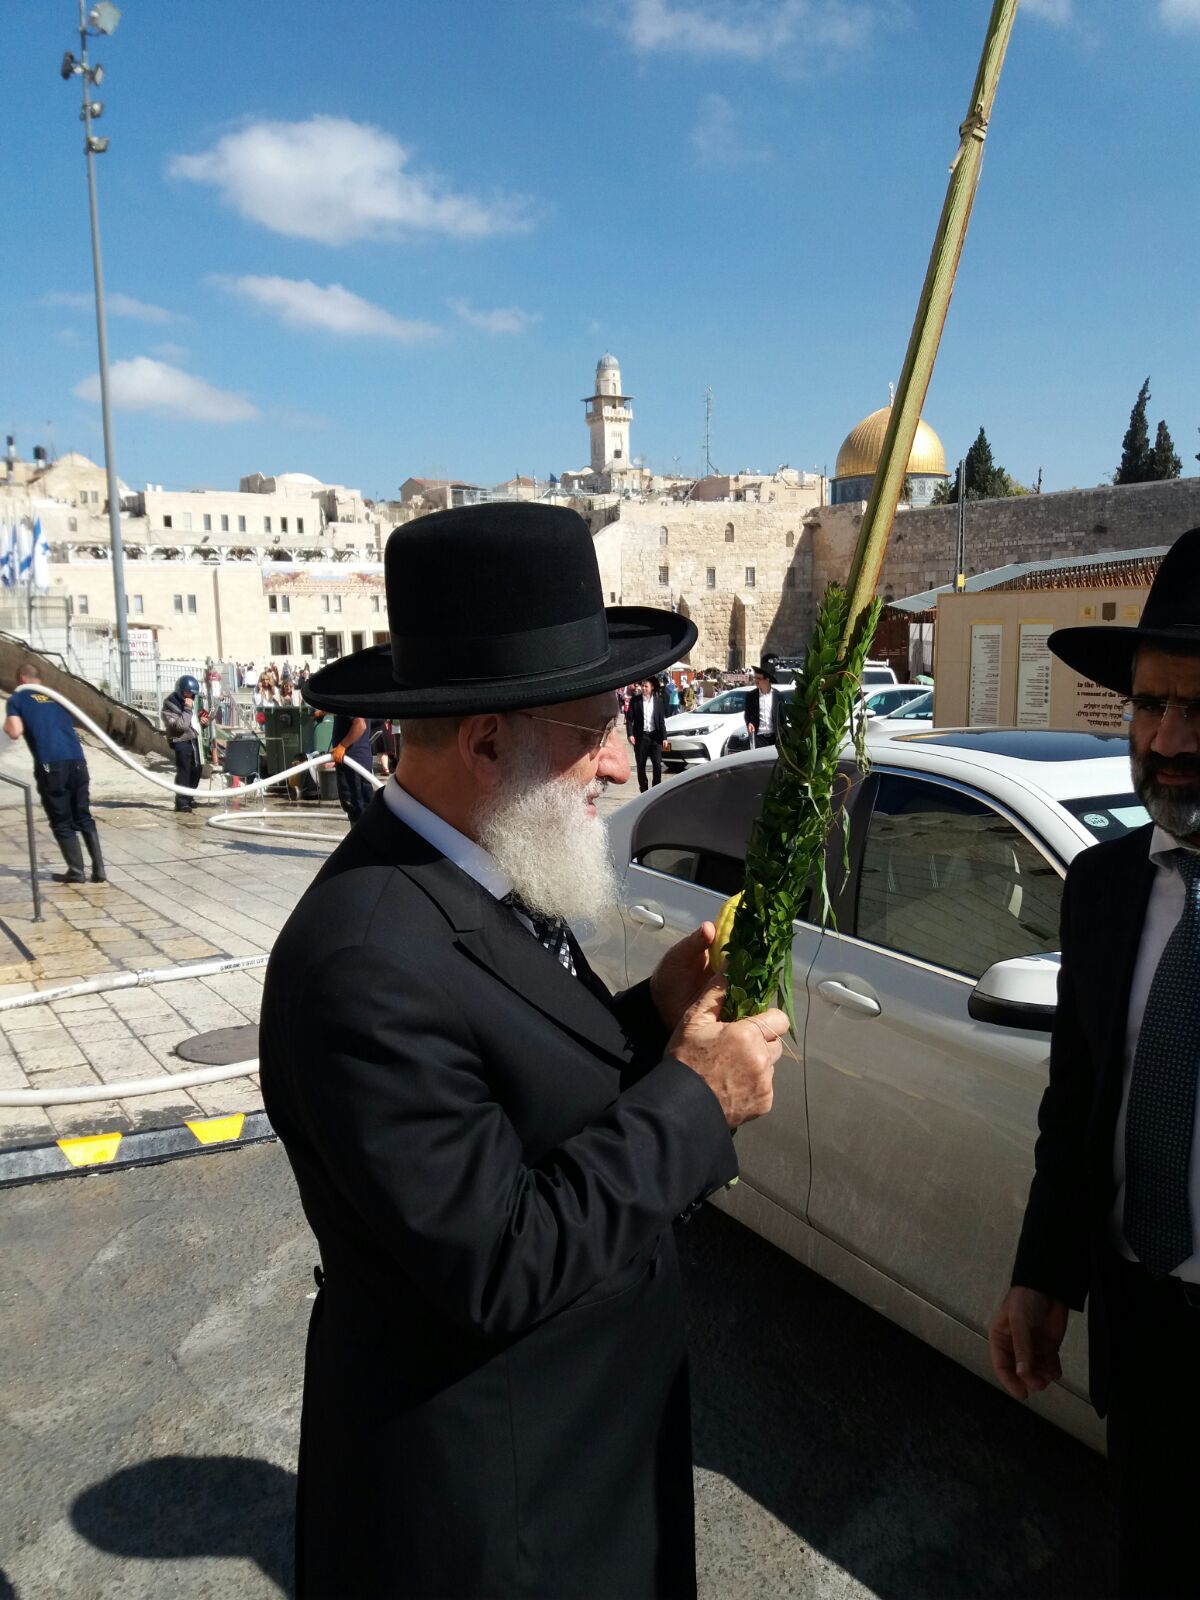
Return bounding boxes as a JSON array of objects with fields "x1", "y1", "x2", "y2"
[{"x1": 259, "y1": 503, "x2": 786, "y2": 1600}]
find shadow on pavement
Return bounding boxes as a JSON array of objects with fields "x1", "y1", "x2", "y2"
[
  {"x1": 71, "y1": 1454, "x2": 295, "y2": 1597},
  {"x1": 681, "y1": 1205, "x2": 1114, "y2": 1599}
]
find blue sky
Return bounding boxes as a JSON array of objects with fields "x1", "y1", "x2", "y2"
[{"x1": 2, "y1": 0, "x2": 1198, "y2": 499}]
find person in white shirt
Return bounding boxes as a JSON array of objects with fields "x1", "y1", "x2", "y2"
[
  {"x1": 744, "y1": 661, "x2": 783, "y2": 749},
  {"x1": 990, "y1": 525, "x2": 1200, "y2": 1599}
]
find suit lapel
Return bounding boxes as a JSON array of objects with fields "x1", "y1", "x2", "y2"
[{"x1": 365, "y1": 801, "x2": 644, "y2": 1070}]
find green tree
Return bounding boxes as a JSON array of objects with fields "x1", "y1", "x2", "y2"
[
  {"x1": 1116, "y1": 377, "x2": 1154, "y2": 483},
  {"x1": 1150, "y1": 419, "x2": 1182, "y2": 480},
  {"x1": 933, "y1": 426, "x2": 1024, "y2": 503}
]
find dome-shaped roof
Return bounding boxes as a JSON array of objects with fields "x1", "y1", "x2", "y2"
[
  {"x1": 597, "y1": 352, "x2": 620, "y2": 370},
  {"x1": 275, "y1": 471, "x2": 323, "y2": 486},
  {"x1": 835, "y1": 406, "x2": 947, "y2": 480}
]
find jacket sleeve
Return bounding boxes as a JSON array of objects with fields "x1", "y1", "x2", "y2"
[
  {"x1": 286, "y1": 944, "x2": 737, "y2": 1339},
  {"x1": 1010, "y1": 862, "x2": 1093, "y2": 1309},
  {"x1": 162, "y1": 704, "x2": 191, "y2": 740}
]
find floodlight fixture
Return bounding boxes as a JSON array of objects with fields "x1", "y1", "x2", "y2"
[
  {"x1": 86, "y1": 135, "x2": 109, "y2": 153},
  {"x1": 61, "y1": 50, "x2": 79, "y2": 78},
  {"x1": 88, "y1": 3, "x2": 121, "y2": 35},
  {"x1": 88, "y1": 63, "x2": 104, "y2": 85},
  {"x1": 88, "y1": 100, "x2": 104, "y2": 117}
]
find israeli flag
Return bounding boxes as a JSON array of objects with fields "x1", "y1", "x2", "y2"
[
  {"x1": 0, "y1": 525, "x2": 14, "y2": 590},
  {"x1": 32, "y1": 518, "x2": 50, "y2": 593},
  {"x1": 16, "y1": 519, "x2": 33, "y2": 585}
]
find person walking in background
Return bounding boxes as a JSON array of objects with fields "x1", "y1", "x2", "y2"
[
  {"x1": 330, "y1": 711, "x2": 374, "y2": 823},
  {"x1": 162, "y1": 674, "x2": 206, "y2": 815},
  {"x1": 989, "y1": 528, "x2": 1200, "y2": 1599},
  {"x1": 626, "y1": 675, "x2": 666, "y2": 792},
  {"x1": 4, "y1": 662, "x2": 106, "y2": 884}
]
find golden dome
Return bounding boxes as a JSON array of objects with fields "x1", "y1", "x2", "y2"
[{"x1": 835, "y1": 406, "x2": 948, "y2": 480}]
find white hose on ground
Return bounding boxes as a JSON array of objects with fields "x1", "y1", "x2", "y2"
[
  {"x1": 0, "y1": 1058, "x2": 259, "y2": 1106},
  {"x1": 205, "y1": 811, "x2": 347, "y2": 847},
  {"x1": 1, "y1": 683, "x2": 384, "y2": 1107},
  {"x1": 8, "y1": 682, "x2": 382, "y2": 800},
  {"x1": 0, "y1": 953, "x2": 268, "y2": 1013}
]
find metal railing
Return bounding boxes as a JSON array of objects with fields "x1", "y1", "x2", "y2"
[{"x1": 0, "y1": 772, "x2": 43, "y2": 922}]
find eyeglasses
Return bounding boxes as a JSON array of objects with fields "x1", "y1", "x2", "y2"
[
  {"x1": 1123, "y1": 696, "x2": 1200, "y2": 725},
  {"x1": 512, "y1": 711, "x2": 620, "y2": 755}
]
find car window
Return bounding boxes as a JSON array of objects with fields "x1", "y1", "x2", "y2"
[
  {"x1": 1061, "y1": 793, "x2": 1149, "y2": 840},
  {"x1": 892, "y1": 693, "x2": 933, "y2": 720},
  {"x1": 631, "y1": 761, "x2": 771, "y2": 865},
  {"x1": 697, "y1": 691, "x2": 743, "y2": 715},
  {"x1": 635, "y1": 844, "x2": 747, "y2": 896},
  {"x1": 855, "y1": 774, "x2": 1063, "y2": 979}
]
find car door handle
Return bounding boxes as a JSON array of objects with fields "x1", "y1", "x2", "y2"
[
  {"x1": 629, "y1": 904, "x2": 666, "y2": 928},
  {"x1": 816, "y1": 980, "x2": 881, "y2": 1017}
]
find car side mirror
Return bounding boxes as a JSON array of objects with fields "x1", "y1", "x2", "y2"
[{"x1": 968, "y1": 953, "x2": 1059, "y2": 1032}]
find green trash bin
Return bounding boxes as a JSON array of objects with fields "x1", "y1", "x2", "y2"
[{"x1": 262, "y1": 705, "x2": 303, "y2": 777}]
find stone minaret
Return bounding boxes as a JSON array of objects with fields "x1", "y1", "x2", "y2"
[{"x1": 583, "y1": 353, "x2": 633, "y2": 473}]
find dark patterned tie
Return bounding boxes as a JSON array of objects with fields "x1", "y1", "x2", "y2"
[
  {"x1": 502, "y1": 892, "x2": 577, "y2": 977},
  {"x1": 1123, "y1": 849, "x2": 1200, "y2": 1273}
]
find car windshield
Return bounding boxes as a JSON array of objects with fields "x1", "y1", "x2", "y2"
[
  {"x1": 697, "y1": 691, "x2": 747, "y2": 714},
  {"x1": 1062, "y1": 794, "x2": 1150, "y2": 840},
  {"x1": 890, "y1": 692, "x2": 933, "y2": 719},
  {"x1": 865, "y1": 687, "x2": 924, "y2": 714}
]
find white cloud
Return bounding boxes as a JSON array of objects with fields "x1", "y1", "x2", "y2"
[
  {"x1": 1159, "y1": 0, "x2": 1200, "y2": 30},
  {"x1": 448, "y1": 298, "x2": 541, "y2": 336},
  {"x1": 620, "y1": 0, "x2": 893, "y2": 59},
  {"x1": 151, "y1": 341, "x2": 190, "y2": 362},
  {"x1": 169, "y1": 116, "x2": 532, "y2": 244},
  {"x1": 73, "y1": 357, "x2": 258, "y2": 423},
  {"x1": 690, "y1": 93, "x2": 770, "y2": 165},
  {"x1": 215, "y1": 275, "x2": 439, "y2": 342},
  {"x1": 1021, "y1": 0, "x2": 1072, "y2": 21},
  {"x1": 43, "y1": 290, "x2": 182, "y2": 324}
]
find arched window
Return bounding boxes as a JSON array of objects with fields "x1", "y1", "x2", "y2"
[
  {"x1": 724, "y1": 523, "x2": 735, "y2": 543},
  {"x1": 786, "y1": 529, "x2": 794, "y2": 547}
]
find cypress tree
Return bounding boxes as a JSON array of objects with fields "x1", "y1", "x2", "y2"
[
  {"x1": 1150, "y1": 419, "x2": 1182, "y2": 480},
  {"x1": 1116, "y1": 378, "x2": 1153, "y2": 483}
]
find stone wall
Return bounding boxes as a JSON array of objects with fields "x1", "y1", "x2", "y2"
[
  {"x1": 595, "y1": 502, "x2": 815, "y2": 672},
  {"x1": 806, "y1": 477, "x2": 1200, "y2": 603}
]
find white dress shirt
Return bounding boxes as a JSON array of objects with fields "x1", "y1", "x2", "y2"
[
  {"x1": 756, "y1": 690, "x2": 774, "y2": 737},
  {"x1": 1111, "y1": 825, "x2": 1200, "y2": 1280},
  {"x1": 383, "y1": 775, "x2": 511, "y2": 902}
]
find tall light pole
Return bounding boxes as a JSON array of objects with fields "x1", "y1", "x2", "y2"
[{"x1": 61, "y1": 0, "x2": 131, "y2": 702}]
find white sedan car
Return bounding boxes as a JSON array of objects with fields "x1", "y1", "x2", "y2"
[
  {"x1": 580, "y1": 728, "x2": 1147, "y2": 1447},
  {"x1": 661, "y1": 685, "x2": 794, "y2": 769}
]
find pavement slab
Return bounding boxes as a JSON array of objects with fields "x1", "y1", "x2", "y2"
[{"x1": 0, "y1": 732, "x2": 332, "y2": 1153}]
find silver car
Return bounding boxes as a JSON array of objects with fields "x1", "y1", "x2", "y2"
[{"x1": 580, "y1": 729, "x2": 1149, "y2": 1448}]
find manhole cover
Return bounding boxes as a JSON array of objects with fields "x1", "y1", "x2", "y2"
[{"x1": 174, "y1": 1024, "x2": 259, "y2": 1065}]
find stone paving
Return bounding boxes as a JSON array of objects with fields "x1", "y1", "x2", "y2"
[
  {"x1": 0, "y1": 731, "x2": 341, "y2": 1150},
  {"x1": 0, "y1": 727, "x2": 674, "y2": 1151}
]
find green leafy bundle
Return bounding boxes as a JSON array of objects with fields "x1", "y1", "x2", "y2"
[{"x1": 720, "y1": 585, "x2": 883, "y2": 1024}]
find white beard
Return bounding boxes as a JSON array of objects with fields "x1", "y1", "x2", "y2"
[{"x1": 474, "y1": 727, "x2": 618, "y2": 925}]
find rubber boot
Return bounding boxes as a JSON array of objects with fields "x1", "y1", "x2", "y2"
[
  {"x1": 83, "y1": 830, "x2": 107, "y2": 884},
  {"x1": 52, "y1": 835, "x2": 86, "y2": 884}
]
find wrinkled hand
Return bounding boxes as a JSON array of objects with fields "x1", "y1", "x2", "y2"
[
  {"x1": 668, "y1": 976, "x2": 786, "y2": 1128},
  {"x1": 331, "y1": 743, "x2": 346, "y2": 764},
  {"x1": 988, "y1": 1286, "x2": 1069, "y2": 1400},
  {"x1": 650, "y1": 922, "x2": 715, "y2": 1030}
]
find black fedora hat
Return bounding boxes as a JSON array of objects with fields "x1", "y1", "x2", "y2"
[
  {"x1": 303, "y1": 502, "x2": 697, "y2": 718},
  {"x1": 1049, "y1": 527, "x2": 1200, "y2": 695}
]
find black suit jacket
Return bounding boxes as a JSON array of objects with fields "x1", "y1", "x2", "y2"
[
  {"x1": 259, "y1": 796, "x2": 736, "y2": 1598},
  {"x1": 627, "y1": 692, "x2": 666, "y2": 741},
  {"x1": 744, "y1": 688, "x2": 784, "y2": 740},
  {"x1": 1011, "y1": 822, "x2": 1156, "y2": 1415}
]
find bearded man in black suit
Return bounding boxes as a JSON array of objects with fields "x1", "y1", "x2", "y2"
[
  {"x1": 260, "y1": 503, "x2": 787, "y2": 1599},
  {"x1": 990, "y1": 528, "x2": 1200, "y2": 1600}
]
